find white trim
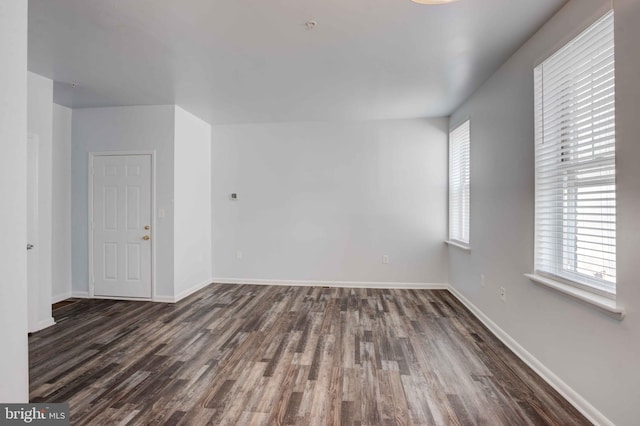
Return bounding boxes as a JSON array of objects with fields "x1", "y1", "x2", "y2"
[
  {"x1": 448, "y1": 285, "x2": 615, "y2": 426},
  {"x1": 444, "y1": 240, "x2": 471, "y2": 253},
  {"x1": 72, "y1": 294, "x2": 153, "y2": 302},
  {"x1": 211, "y1": 277, "x2": 448, "y2": 290},
  {"x1": 88, "y1": 151, "x2": 156, "y2": 301},
  {"x1": 30, "y1": 317, "x2": 56, "y2": 333},
  {"x1": 525, "y1": 274, "x2": 624, "y2": 320},
  {"x1": 52, "y1": 292, "x2": 72, "y2": 304},
  {"x1": 71, "y1": 291, "x2": 91, "y2": 298},
  {"x1": 173, "y1": 279, "x2": 213, "y2": 303},
  {"x1": 153, "y1": 280, "x2": 214, "y2": 303}
]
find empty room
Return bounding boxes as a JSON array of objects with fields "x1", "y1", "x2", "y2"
[{"x1": 1, "y1": 0, "x2": 639, "y2": 424}]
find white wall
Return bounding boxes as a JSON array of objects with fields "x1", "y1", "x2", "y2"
[
  {"x1": 448, "y1": 1, "x2": 640, "y2": 425},
  {"x1": 211, "y1": 118, "x2": 448, "y2": 285},
  {"x1": 27, "y1": 72, "x2": 54, "y2": 331},
  {"x1": 0, "y1": 0, "x2": 29, "y2": 402},
  {"x1": 174, "y1": 106, "x2": 212, "y2": 298},
  {"x1": 52, "y1": 104, "x2": 73, "y2": 302},
  {"x1": 72, "y1": 106, "x2": 176, "y2": 299},
  {"x1": 611, "y1": 0, "x2": 640, "y2": 421}
]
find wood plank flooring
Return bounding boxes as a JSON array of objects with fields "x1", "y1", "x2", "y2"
[{"x1": 29, "y1": 284, "x2": 590, "y2": 425}]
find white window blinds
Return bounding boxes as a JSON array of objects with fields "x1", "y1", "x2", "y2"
[
  {"x1": 449, "y1": 120, "x2": 470, "y2": 245},
  {"x1": 534, "y1": 11, "x2": 616, "y2": 295}
]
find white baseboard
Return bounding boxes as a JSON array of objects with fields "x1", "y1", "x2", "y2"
[
  {"x1": 52, "y1": 292, "x2": 72, "y2": 304},
  {"x1": 447, "y1": 285, "x2": 613, "y2": 426},
  {"x1": 30, "y1": 317, "x2": 56, "y2": 333},
  {"x1": 173, "y1": 279, "x2": 213, "y2": 303},
  {"x1": 153, "y1": 280, "x2": 214, "y2": 303},
  {"x1": 211, "y1": 277, "x2": 448, "y2": 290},
  {"x1": 72, "y1": 291, "x2": 153, "y2": 302},
  {"x1": 71, "y1": 289, "x2": 197, "y2": 304}
]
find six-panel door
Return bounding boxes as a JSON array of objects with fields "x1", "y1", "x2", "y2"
[{"x1": 92, "y1": 155, "x2": 152, "y2": 299}]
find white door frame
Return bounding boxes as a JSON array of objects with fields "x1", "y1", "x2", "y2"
[{"x1": 88, "y1": 151, "x2": 156, "y2": 301}]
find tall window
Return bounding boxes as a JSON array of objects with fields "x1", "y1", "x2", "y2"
[
  {"x1": 534, "y1": 12, "x2": 616, "y2": 296},
  {"x1": 449, "y1": 120, "x2": 470, "y2": 245}
]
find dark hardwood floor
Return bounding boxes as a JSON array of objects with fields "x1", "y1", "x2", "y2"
[{"x1": 29, "y1": 284, "x2": 590, "y2": 425}]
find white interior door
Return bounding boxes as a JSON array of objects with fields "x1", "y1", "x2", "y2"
[
  {"x1": 27, "y1": 134, "x2": 40, "y2": 331},
  {"x1": 92, "y1": 154, "x2": 152, "y2": 299}
]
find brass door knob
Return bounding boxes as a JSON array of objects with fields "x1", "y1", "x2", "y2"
[
  {"x1": 142, "y1": 235, "x2": 150, "y2": 241},
  {"x1": 144, "y1": 225, "x2": 150, "y2": 230}
]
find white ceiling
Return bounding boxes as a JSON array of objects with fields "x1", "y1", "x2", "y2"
[{"x1": 28, "y1": 0, "x2": 567, "y2": 124}]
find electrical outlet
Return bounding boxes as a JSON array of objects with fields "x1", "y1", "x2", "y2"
[
  {"x1": 500, "y1": 287, "x2": 507, "y2": 302},
  {"x1": 481, "y1": 274, "x2": 486, "y2": 287},
  {"x1": 236, "y1": 250, "x2": 243, "y2": 259},
  {"x1": 382, "y1": 255, "x2": 389, "y2": 264}
]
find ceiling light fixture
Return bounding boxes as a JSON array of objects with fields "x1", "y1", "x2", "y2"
[{"x1": 411, "y1": 0, "x2": 459, "y2": 4}]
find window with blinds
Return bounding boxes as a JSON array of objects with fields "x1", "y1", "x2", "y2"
[
  {"x1": 534, "y1": 11, "x2": 616, "y2": 296},
  {"x1": 449, "y1": 120, "x2": 470, "y2": 245}
]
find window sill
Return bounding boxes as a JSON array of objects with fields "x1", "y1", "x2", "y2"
[
  {"x1": 445, "y1": 240, "x2": 471, "y2": 253},
  {"x1": 524, "y1": 273, "x2": 624, "y2": 321}
]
